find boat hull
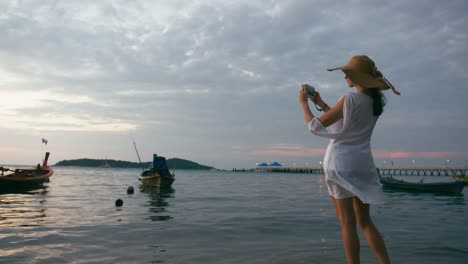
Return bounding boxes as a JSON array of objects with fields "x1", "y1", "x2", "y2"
[
  {"x1": 0, "y1": 167, "x2": 54, "y2": 192},
  {"x1": 139, "y1": 172, "x2": 175, "y2": 188},
  {"x1": 453, "y1": 176, "x2": 468, "y2": 185},
  {"x1": 380, "y1": 177, "x2": 464, "y2": 194}
]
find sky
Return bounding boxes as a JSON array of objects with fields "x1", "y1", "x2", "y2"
[{"x1": 0, "y1": 0, "x2": 467, "y2": 169}]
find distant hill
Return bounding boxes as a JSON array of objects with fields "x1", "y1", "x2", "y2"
[{"x1": 54, "y1": 158, "x2": 214, "y2": 170}]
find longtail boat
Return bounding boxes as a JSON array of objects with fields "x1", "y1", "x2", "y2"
[
  {"x1": 0, "y1": 152, "x2": 53, "y2": 191},
  {"x1": 453, "y1": 176, "x2": 468, "y2": 185},
  {"x1": 138, "y1": 154, "x2": 175, "y2": 188},
  {"x1": 380, "y1": 176, "x2": 464, "y2": 194}
]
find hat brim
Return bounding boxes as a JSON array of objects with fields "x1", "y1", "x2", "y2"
[
  {"x1": 327, "y1": 67, "x2": 390, "y2": 90},
  {"x1": 327, "y1": 66, "x2": 348, "y2": 71}
]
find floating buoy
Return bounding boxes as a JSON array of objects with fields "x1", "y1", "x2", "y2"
[
  {"x1": 115, "y1": 199, "x2": 123, "y2": 207},
  {"x1": 127, "y1": 186, "x2": 134, "y2": 194}
]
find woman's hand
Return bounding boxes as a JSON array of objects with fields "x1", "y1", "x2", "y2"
[
  {"x1": 310, "y1": 91, "x2": 325, "y2": 108},
  {"x1": 299, "y1": 85, "x2": 309, "y2": 105},
  {"x1": 299, "y1": 85, "x2": 314, "y2": 123}
]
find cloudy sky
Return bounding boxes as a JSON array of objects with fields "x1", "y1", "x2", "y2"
[{"x1": 0, "y1": 0, "x2": 467, "y2": 169}]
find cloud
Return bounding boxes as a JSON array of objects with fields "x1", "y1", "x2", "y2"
[
  {"x1": 3, "y1": 114, "x2": 137, "y2": 132},
  {"x1": 0, "y1": 0, "x2": 467, "y2": 168},
  {"x1": 0, "y1": 89, "x2": 135, "y2": 132}
]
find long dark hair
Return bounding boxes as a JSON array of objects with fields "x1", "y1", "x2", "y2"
[{"x1": 364, "y1": 88, "x2": 386, "y2": 116}]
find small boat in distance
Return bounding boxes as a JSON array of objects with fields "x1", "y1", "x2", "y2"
[
  {"x1": 99, "y1": 155, "x2": 112, "y2": 168},
  {"x1": 380, "y1": 176, "x2": 464, "y2": 194},
  {"x1": 0, "y1": 152, "x2": 54, "y2": 191},
  {"x1": 99, "y1": 161, "x2": 111, "y2": 168},
  {"x1": 139, "y1": 154, "x2": 175, "y2": 188}
]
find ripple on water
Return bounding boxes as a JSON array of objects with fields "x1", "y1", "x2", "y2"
[{"x1": 0, "y1": 169, "x2": 466, "y2": 263}]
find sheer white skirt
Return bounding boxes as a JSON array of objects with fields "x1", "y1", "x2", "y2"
[{"x1": 327, "y1": 180, "x2": 356, "y2": 199}]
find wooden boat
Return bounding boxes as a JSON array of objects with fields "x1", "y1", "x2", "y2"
[
  {"x1": 138, "y1": 154, "x2": 175, "y2": 188},
  {"x1": 0, "y1": 152, "x2": 53, "y2": 190},
  {"x1": 380, "y1": 176, "x2": 464, "y2": 194},
  {"x1": 453, "y1": 176, "x2": 468, "y2": 185}
]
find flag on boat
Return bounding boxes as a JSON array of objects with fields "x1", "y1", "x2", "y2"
[{"x1": 42, "y1": 138, "x2": 48, "y2": 145}]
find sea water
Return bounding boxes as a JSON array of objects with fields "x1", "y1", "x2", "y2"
[{"x1": 0, "y1": 168, "x2": 467, "y2": 263}]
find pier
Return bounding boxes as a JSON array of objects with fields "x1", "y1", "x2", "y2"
[
  {"x1": 232, "y1": 167, "x2": 324, "y2": 173},
  {"x1": 233, "y1": 167, "x2": 467, "y2": 176},
  {"x1": 255, "y1": 167, "x2": 324, "y2": 174}
]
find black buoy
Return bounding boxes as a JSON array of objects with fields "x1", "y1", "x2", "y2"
[
  {"x1": 127, "y1": 186, "x2": 134, "y2": 194},
  {"x1": 115, "y1": 199, "x2": 123, "y2": 207}
]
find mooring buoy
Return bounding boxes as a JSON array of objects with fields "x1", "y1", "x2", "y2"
[{"x1": 115, "y1": 199, "x2": 123, "y2": 207}]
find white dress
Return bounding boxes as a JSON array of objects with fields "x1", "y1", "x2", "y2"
[{"x1": 307, "y1": 92, "x2": 384, "y2": 204}]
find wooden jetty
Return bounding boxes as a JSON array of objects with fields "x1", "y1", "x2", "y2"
[
  {"x1": 233, "y1": 167, "x2": 324, "y2": 174},
  {"x1": 255, "y1": 167, "x2": 324, "y2": 173},
  {"x1": 233, "y1": 166, "x2": 467, "y2": 176}
]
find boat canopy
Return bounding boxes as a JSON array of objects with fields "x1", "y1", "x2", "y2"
[
  {"x1": 257, "y1": 162, "x2": 269, "y2": 167},
  {"x1": 152, "y1": 154, "x2": 171, "y2": 177},
  {"x1": 269, "y1": 162, "x2": 282, "y2": 166}
]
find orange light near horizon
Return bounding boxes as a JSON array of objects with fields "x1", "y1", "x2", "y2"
[
  {"x1": 374, "y1": 151, "x2": 455, "y2": 159},
  {"x1": 371, "y1": 151, "x2": 410, "y2": 158}
]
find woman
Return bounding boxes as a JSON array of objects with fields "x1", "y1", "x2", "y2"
[{"x1": 298, "y1": 55, "x2": 400, "y2": 264}]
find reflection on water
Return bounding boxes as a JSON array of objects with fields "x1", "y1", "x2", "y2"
[
  {"x1": 0, "y1": 187, "x2": 48, "y2": 228},
  {"x1": 0, "y1": 183, "x2": 49, "y2": 195},
  {"x1": 0, "y1": 169, "x2": 466, "y2": 264},
  {"x1": 140, "y1": 185, "x2": 175, "y2": 221},
  {"x1": 317, "y1": 175, "x2": 325, "y2": 194},
  {"x1": 382, "y1": 187, "x2": 465, "y2": 199}
]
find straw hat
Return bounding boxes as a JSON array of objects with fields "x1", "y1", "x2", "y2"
[{"x1": 327, "y1": 55, "x2": 400, "y2": 95}]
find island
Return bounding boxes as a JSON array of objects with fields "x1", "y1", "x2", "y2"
[{"x1": 54, "y1": 158, "x2": 214, "y2": 170}]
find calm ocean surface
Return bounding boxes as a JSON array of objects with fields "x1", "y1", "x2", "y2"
[{"x1": 0, "y1": 167, "x2": 467, "y2": 264}]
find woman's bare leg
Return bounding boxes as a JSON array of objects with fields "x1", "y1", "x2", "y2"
[
  {"x1": 353, "y1": 197, "x2": 391, "y2": 264},
  {"x1": 332, "y1": 197, "x2": 360, "y2": 264}
]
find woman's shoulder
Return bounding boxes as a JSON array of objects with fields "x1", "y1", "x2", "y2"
[
  {"x1": 340, "y1": 92, "x2": 369, "y2": 111},
  {"x1": 337, "y1": 92, "x2": 368, "y2": 105},
  {"x1": 338, "y1": 92, "x2": 357, "y2": 102},
  {"x1": 345, "y1": 92, "x2": 372, "y2": 101},
  {"x1": 337, "y1": 92, "x2": 354, "y2": 100},
  {"x1": 345, "y1": 92, "x2": 361, "y2": 98}
]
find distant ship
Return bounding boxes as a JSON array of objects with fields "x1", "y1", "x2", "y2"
[
  {"x1": 99, "y1": 162, "x2": 111, "y2": 168},
  {"x1": 99, "y1": 156, "x2": 111, "y2": 168}
]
